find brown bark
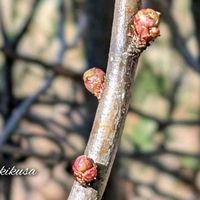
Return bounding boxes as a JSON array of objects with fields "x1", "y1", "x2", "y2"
[{"x1": 68, "y1": 0, "x2": 143, "y2": 199}]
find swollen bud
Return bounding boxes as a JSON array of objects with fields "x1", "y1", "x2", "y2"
[
  {"x1": 130, "y1": 8, "x2": 160, "y2": 47},
  {"x1": 72, "y1": 155, "x2": 97, "y2": 186},
  {"x1": 83, "y1": 68, "x2": 105, "y2": 100}
]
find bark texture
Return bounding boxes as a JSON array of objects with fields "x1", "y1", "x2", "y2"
[{"x1": 68, "y1": 0, "x2": 142, "y2": 199}]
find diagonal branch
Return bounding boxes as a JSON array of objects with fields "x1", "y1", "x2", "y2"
[
  {"x1": 68, "y1": 0, "x2": 144, "y2": 199},
  {"x1": 0, "y1": 74, "x2": 54, "y2": 145}
]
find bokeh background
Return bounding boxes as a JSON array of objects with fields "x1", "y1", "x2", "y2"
[{"x1": 0, "y1": 0, "x2": 200, "y2": 199}]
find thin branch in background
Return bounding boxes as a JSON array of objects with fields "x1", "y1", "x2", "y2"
[
  {"x1": 0, "y1": 74, "x2": 54, "y2": 145},
  {"x1": 1, "y1": 32, "x2": 15, "y2": 122},
  {"x1": 0, "y1": 46, "x2": 82, "y2": 80},
  {"x1": 25, "y1": 112, "x2": 73, "y2": 139},
  {"x1": 0, "y1": 1, "x2": 37, "y2": 199},
  {"x1": 0, "y1": 0, "x2": 9, "y2": 43},
  {"x1": 166, "y1": 69, "x2": 185, "y2": 117},
  {"x1": 134, "y1": 157, "x2": 199, "y2": 192},
  {"x1": 12, "y1": 0, "x2": 41, "y2": 48},
  {"x1": 55, "y1": 0, "x2": 67, "y2": 64},
  {"x1": 129, "y1": 107, "x2": 200, "y2": 127},
  {"x1": 18, "y1": 129, "x2": 80, "y2": 156},
  {"x1": 157, "y1": 68, "x2": 186, "y2": 148},
  {"x1": 121, "y1": 148, "x2": 200, "y2": 161},
  {"x1": 65, "y1": 8, "x2": 87, "y2": 49},
  {"x1": 150, "y1": 0, "x2": 200, "y2": 74},
  {"x1": 83, "y1": 0, "x2": 115, "y2": 68},
  {"x1": 33, "y1": 99, "x2": 82, "y2": 107},
  {"x1": 0, "y1": 0, "x2": 82, "y2": 159},
  {"x1": 0, "y1": 144, "x2": 69, "y2": 164},
  {"x1": 17, "y1": 132, "x2": 65, "y2": 157},
  {"x1": 191, "y1": 0, "x2": 200, "y2": 62}
]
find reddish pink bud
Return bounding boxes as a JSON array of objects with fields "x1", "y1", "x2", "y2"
[
  {"x1": 132, "y1": 8, "x2": 160, "y2": 44},
  {"x1": 72, "y1": 155, "x2": 97, "y2": 186},
  {"x1": 83, "y1": 68, "x2": 105, "y2": 100}
]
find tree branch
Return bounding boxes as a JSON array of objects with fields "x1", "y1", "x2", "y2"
[{"x1": 68, "y1": 0, "x2": 143, "y2": 199}]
